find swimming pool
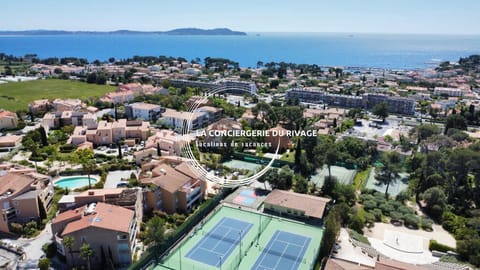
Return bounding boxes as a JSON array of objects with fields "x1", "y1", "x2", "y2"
[{"x1": 55, "y1": 176, "x2": 98, "y2": 189}]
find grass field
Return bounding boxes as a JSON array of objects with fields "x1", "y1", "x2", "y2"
[
  {"x1": 353, "y1": 167, "x2": 372, "y2": 190},
  {"x1": 0, "y1": 79, "x2": 115, "y2": 111}
]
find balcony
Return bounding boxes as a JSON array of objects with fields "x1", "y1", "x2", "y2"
[
  {"x1": 3, "y1": 207, "x2": 16, "y2": 220},
  {"x1": 186, "y1": 186, "x2": 201, "y2": 202}
]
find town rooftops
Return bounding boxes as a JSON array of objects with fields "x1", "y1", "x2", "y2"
[
  {"x1": 58, "y1": 202, "x2": 134, "y2": 236},
  {"x1": 264, "y1": 189, "x2": 331, "y2": 219}
]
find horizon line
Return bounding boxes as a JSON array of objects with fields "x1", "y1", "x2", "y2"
[{"x1": 0, "y1": 28, "x2": 480, "y2": 36}]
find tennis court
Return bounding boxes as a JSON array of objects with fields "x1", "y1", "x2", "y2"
[
  {"x1": 155, "y1": 206, "x2": 323, "y2": 270},
  {"x1": 222, "y1": 159, "x2": 262, "y2": 171},
  {"x1": 310, "y1": 165, "x2": 357, "y2": 187},
  {"x1": 185, "y1": 217, "x2": 253, "y2": 267},
  {"x1": 251, "y1": 231, "x2": 311, "y2": 270},
  {"x1": 365, "y1": 168, "x2": 409, "y2": 196},
  {"x1": 224, "y1": 187, "x2": 268, "y2": 209}
]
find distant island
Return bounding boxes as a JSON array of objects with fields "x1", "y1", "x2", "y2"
[{"x1": 0, "y1": 28, "x2": 247, "y2": 36}]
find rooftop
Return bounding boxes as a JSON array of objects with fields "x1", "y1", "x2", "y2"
[
  {"x1": 264, "y1": 189, "x2": 331, "y2": 219},
  {"x1": 58, "y1": 202, "x2": 134, "y2": 236}
]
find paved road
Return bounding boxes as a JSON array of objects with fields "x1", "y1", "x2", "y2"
[
  {"x1": 19, "y1": 222, "x2": 53, "y2": 261},
  {"x1": 1, "y1": 222, "x2": 54, "y2": 269}
]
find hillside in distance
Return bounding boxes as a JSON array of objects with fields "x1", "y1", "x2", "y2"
[{"x1": 0, "y1": 28, "x2": 247, "y2": 36}]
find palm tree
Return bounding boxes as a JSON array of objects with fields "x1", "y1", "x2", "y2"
[
  {"x1": 75, "y1": 149, "x2": 95, "y2": 188},
  {"x1": 63, "y1": 236, "x2": 75, "y2": 267},
  {"x1": 80, "y1": 243, "x2": 95, "y2": 270},
  {"x1": 375, "y1": 151, "x2": 402, "y2": 199}
]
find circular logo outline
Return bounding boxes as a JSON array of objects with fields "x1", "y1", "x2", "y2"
[{"x1": 181, "y1": 85, "x2": 280, "y2": 188}]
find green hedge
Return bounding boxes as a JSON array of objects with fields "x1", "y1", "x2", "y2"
[{"x1": 429, "y1": 239, "x2": 456, "y2": 253}]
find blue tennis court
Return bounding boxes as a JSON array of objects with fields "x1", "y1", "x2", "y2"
[
  {"x1": 251, "y1": 230, "x2": 311, "y2": 270},
  {"x1": 185, "y1": 217, "x2": 253, "y2": 267}
]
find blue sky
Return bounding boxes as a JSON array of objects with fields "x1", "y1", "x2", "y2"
[{"x1": 2, "y1": 0, "x2": 480, "y2": 34}]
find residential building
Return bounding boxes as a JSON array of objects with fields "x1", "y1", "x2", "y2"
[
  {"x1": 140, "y1": 162, "x2": 206, "y2": 214},
  {"x1": 51, "y1": 202, "x2": 138, "y2": 267},
  {"x1": 161, "y1": 109, "x2": 206, "y2": 130},
  {"x1": 144, "y1": 129, "x2": 190, "y2": 157},
  {"x1": 433, "y1": 87, "x2": 465, "y2": 97},
  {"x1": 364, "y1": 94, "x2": 416, "y2": 115},
  {"x1": 204, "y1": 119, "x2": 242, "y2": 145},
  {"x1": 286, "y1": 88, "x2": 415, "y2": 115},
  {"x1": 263, "y1": 189, "x2": 331, "y2": 220},
  {"x1": 100, "y1": 90, "x2": 136, "y2": 104},
  {"x1": 52, "y1": 98, "x2": 83, "y2": 112},
  {"x1": 264, "y1": 126, "x2": 292, "y2": 151},
  {"x1": 68, "y1": 119, "x2": 150, "y2": 146},
  {"x1": 0, "y1": 172, "x2": 53, "y2": 233},
  {"x1": 0, "y1": 110, "x2": 18, "y2": 130},
  {"x1": 185, "y1": 96, "x2": 213, "y2": 108},
  {"x1": 0, "y1": 135, "x2": 22, "y2": 149},
  {"x1": 41, "y1": 111, "x2": 97, "y2": 130},
  {"x1": 196, "y1": 106, "x2": 223, "y2": 123},
  {"x1": 28, "y1": 99, "x2": 50, "y2": 115},
  {"x1": 125, "y1": 102, "x2": 163, "y2": 121},
  {"x1": 167, "y1": 79, "x2": 257, "y2": 95},
  {"x1": 57, "y1": 188, "x2": 142, "y2": 224}
]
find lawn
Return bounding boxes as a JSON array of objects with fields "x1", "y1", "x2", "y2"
[
  {"x1": 280, "y1": 150, "x2": 296, "y2": 162},
  {"x1": 353, "y1": 167, "x2": 372, "y2": 190},
  {"x1": 0, "y1": 79, "x2": 115, "y2": 111}
]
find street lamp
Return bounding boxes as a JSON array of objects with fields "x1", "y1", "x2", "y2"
[{"x1": 219, "y1": 255, "x2": 223, "y2": 270}]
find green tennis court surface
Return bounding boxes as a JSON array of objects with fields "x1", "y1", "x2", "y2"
[
  {"x1": 310, "y1": 165, "x2": 357, "y2": 187},
  {"x1": 365, "y1": 168, "x2": 409, "y2": 197},
  {"x1": 154, "y1": 205, "x2": 323, "y2": 270}
]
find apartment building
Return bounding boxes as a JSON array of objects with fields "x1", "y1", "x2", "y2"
[
  {"x1": 125, "y1": 102, "x2": 163, "y2": 121},
  {"x1": 140, "y1": 162, "x2": 206, "y2": 214},
  {"x1": 69, "y1": 119, "x2": 151, "y2": 146},
  {"x1": 144, "y1": 129, "x2": 190, "y2": 157},
  {"x1": 286, "y1": 88, "x2": 415, "y2": 115},
  {"x1": 161, "y1": 109, "x2": 206, "y2": 130},
  {"x1": 42, "y1": 111, "x2": 97, "y2": 130},
  {"x1": 196, "y1": 106, "x2": 223, "y2": 123},
  {"x1": 100, "y1": 90, "x2": 136, "y2": 104},
  {"x1": 365, "y1": 94, "x2": 416, "y2": 115},
  {"x1": 0, "y1": 172, "x2": 53, "y2": 233},
  {"x1": 51, "y1": 202, "x2": 138, "y2": 267},
  {"x1": 433, "y1": 87, "x2": 466, "y2": 97},
  {"x1": 0, "y1": 110, "x2": 18, "y2": 130}
]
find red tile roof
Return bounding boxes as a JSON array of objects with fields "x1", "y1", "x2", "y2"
[
  {"x1": 264, "y1": 189, "x2": 331, "y2": 219},
  {"x1": 59, "y1": 202, "x2": 134, "y2": 236}
]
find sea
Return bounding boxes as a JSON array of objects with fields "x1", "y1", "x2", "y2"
[{"x1": 0, "y1": 33, "x2": 479, "y2": 70}]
